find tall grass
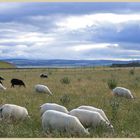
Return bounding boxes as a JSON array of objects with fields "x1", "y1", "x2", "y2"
[
  {"x1": 0, "y1": 67, "x2": 140, "y2": 137},
  {"x1": 107, "y1": 74, "x2": 118, "y2": 90}
]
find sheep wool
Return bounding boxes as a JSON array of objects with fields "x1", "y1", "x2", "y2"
[
  {"x1": 69, "y1": 108, "x2": 113, "y2": 130},
  {"x1": 40, "y1": 103, "x2": 69, "y2": 116},
  {"x1": 41, "y1": 110, "x2": 89, "y2": 136},
  {"x1": 35, "y1": 84, "x2": 52, "y2": 95},
  {"x1": 78, "y1": 105, "x2": 110, "y2": 123},
  {"x1": 0, "y1": 104, "x2": 29, "y2": 121},
  {"x1": 112, "y1": 87, "x2": 134, "y2": 99}
]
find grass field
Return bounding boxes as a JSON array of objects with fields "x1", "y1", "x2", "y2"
[
  {"x1": 0, "y1": 67, "x2": 140, "y2": 137},
  {"x1": 0, "y1": 61, "x2": 16, "y2": 69}
]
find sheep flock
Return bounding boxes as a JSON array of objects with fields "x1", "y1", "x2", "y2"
[{"x1": 0, "y1": 71, "x2": 136, "y2": 137}]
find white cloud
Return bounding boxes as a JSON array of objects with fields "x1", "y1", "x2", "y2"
[
  {"x1": 69, "y1": 43, "x2": 119, "y2": 52},
  {"x1": 0, "y1": 32, "x2": 55, "y2": 45},
  {"x1": 56, "y1": 13, "x2": 140, "y2": 31}
]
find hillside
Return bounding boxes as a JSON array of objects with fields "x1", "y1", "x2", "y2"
[
  {"x1": 4, "y1": 59, "x2": 132, "y2": 68},
  {"x1": 0, "y1": 61, "x2": 16, "y2": 68},
  {"x1": 111, "y1": 61, "x2": 140, "y2": 67}
]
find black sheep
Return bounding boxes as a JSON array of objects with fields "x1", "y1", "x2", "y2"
[
  {"x1": 40, "y1": 74, "x2": 48, "y2": 78},
  {"x1": 11, "y1": 78, "x2": 26, "y2": 88},
  {"x1": 0, "y1": 77, "x2": 4, "y2": 81}
]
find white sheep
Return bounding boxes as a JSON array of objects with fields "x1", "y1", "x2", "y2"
[
  {"x1": 35, "y1": 84, "x2": 52, "y2": 95},
  {"x1": 69, "y1": 109, "x2": 113, "y2": 130},
  {"x1": 40, "y1": 103, "x2": 69, "y2": 116},
  {"x1": 112, "y1": 87, "x2": 134, "y2": 99},
  {"x1": 0, "y1": 104, "x2": 30, "y2": 121},
  {"x1": 0, "y1": 83, "x2": 6, "y2": 91},
  {"x1": 41, "y1": 110, "x2": 89, "y2": 136},
  {"x1": 77, "y1": 105, "x2": 110, "y2": 124}
]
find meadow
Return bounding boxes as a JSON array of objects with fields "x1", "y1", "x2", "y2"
[{"x1": 0, "y1": 67, "x2": 140, "y2": 137}]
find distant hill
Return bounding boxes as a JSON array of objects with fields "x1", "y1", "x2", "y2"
[
  {"x1": 111, "y1": 61, "x2": 140, "y2": 67},
  {"x1": 2, "y1": 59, "x2": 135, "y2": 68},
  {"x1": 0, "y1": 61, "x2": 16, "y2": 68}
]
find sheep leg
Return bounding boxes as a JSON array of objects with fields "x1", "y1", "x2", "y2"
[{"x1": 11, "y1": 84, "x2": 14, "y2": 88}]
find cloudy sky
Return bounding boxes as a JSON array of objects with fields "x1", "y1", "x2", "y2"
[{"x1": 0, "y1": 2, "x2": 140, "y2": 60}]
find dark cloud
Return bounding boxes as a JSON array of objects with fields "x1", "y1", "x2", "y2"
[
  {"x1": 0, "y1": 2, "x2": 140, "y2": 60},
  {"x1": 83, "y1": 46, "x2": 140, "y2": 60},
  {"x1": 0, "y1": 2, "x2": 140, "y2": 22},
  {"x1": 87, "y1": 21, "x2": 140, "y2": 44}
]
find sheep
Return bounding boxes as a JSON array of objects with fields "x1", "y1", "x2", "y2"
[
  {"x1": 40, "y1": 103, "x2": 69, "y2": 116},
  {"x1": 0, "y1": 104, "x2": 29, "y2": 121},
  {"x1": 77, "y1": 105, "x2": 110, "y2": 124},
  {"x1": 35, "y1": 84, "x2": 52, "y2": 95},
  {"x1": 0, "y1": 83, "x2": 6, "y2": 91},
  {"x1": 69, "y1": 109, "x2": 113, "y2": 131},
  {"x1": 40, "y1": 73, "x2": 48, "y2": 78},
  {"x1": 112, "y1": 87, "x2": 134, "y2": 99},
  {"x1": 11, "y1": 78, "x2": 26, "y2": 88},
  {"x1": 41, "y1": 110, "x2": 89, "y2": 136}
]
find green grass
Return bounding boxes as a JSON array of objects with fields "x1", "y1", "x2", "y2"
[
  {"x1": 0, "y1": 67, "x2": 140, "y2": 137},
  {"x1": 0, "y1": 61, "x2": 16, "y2": 68}
]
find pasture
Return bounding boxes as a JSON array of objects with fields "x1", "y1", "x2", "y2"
[
  {"x1": 0, "y1": 67, "x2": 140, "y2": 137},
  {"x1": 0, "y1": 61, "x2": 15, "y2": 69}
]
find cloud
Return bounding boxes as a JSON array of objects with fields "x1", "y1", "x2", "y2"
[
  {"x1": 56, "y1": 13, "x2": 140, "y2": 31},
  {"x1": 70, "y1": 43, "x2": 118, "y2": 51},
  {"x1": 0, "y1": 2, "x2": 140, "y2": 60}
]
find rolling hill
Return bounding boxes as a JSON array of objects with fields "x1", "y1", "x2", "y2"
[
  {"x1": 0, "y1": 61, "x2": 16, "y2": 68},
  {"x1": 3, "y1": 59, "x2": 133, "y2": 68}
]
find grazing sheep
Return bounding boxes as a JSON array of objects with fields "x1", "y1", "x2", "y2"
[
  {"x1": 11, "y1": 78, "x2": 26, "y2": 88},
  {"x1": 35, "y1": 84, "x2": 52, "y2": 95},
  {"x1": 69, "y1": 109, "x2": 113, "y2": 131},
  {"x1": 40, "y1": 73, "x2": 48, "y2": 78},
  {"x1": 0, "y1": 104, "x2": 29, "y2": 121},
  {"x1": 0, "y1": 83, "x2": 6, "y2": 90},
  {"x1": 78, "y1": 105, "x2": 110, "y2": 124},
  {"x1": 41, "y1": 110, "x2": 89, "y2": 136},
  {"x1": 40, "y1": 103, "x2": 69, "y2": 116},
  {"x1": 112, "y1": 87, "x2": 134, "y2": 99}
]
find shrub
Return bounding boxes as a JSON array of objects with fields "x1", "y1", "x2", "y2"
[
  {"x1": 77, "y1": 78, "x2": 81, "y2": 82},
  {"x1": 129, "y1": 69, "x2": 135, "y2": 75},
  {"x1": 60, "y1": 94, "x2": 70, "y2": 106},
  {"x1": 60, "y1": 77, "x2": 70, "y2": 84},
  {"x1": 48, "y1": 70, "x2": 52, "y2": 75},
  {"x1": 135, "y1": 76, "x2": 140, "y2": 82},
  {"x1": 107, "y1": 77, "x2": 117, "y2": 90}
]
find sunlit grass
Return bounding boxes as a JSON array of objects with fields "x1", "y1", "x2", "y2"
[
  {"x1": 0, "y1": 67, "x2": 140, "y2": 137},
  {"x1": 0, "y1": 61, "x2": 15, "y2": 68}
]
